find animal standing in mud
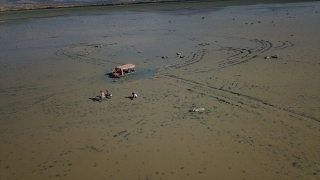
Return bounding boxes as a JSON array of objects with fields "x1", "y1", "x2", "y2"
[
  {"x1": 191, "y1": 107, "x2": 205, "y2": 112},
  {"x1": 264, "y1": 55, "x2": 278, "y2": 59}
]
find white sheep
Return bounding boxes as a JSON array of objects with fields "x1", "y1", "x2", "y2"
[{"x1": 192, "y1": 107, "x2": 205, "y2": 112}]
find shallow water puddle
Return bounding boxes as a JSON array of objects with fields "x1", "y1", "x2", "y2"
[{"x1": 105, "y1": 68, "x2": 155, "y2": 84}]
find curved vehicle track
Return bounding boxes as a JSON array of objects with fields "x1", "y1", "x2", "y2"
[
  {"x1": 56, "y1": 42, "x2": 122, "y2": 66},
  {"x1": 53, "y1": 37, "x2": 314, "y2": 123},
  {"x1": 197, "y1": 38, "x2": 292, "y2": 73},
  {"x1": 161, "y1": 74, "x2": 319, "y2": 123},
  {"x1": 56, "y1": 37, "x2": 293, "y2": 72},
  {"x1": 162, "y1": 38, "x2": 292, "y2": 73}
]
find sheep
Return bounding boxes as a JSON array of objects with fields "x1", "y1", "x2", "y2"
[
  {"x1": 192, "y1": 107, "x2": 205, "y2": 112},
  {"x1": 264, "y1": 55, "x2": 278, "y2": 59},
  {"x1": 176, "y1": 52, "x2": 184, "y2": 58}
]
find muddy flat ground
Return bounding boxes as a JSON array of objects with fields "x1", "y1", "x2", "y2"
[{"x1": 0, "y1": 1, "x2": 320, "y2": 180}]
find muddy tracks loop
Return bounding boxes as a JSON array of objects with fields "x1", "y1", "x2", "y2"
[
  {"x1": 215, "y1": 39, "x2": 279, "y2": 70},
  {"x1": 165, "y1": 38, "x2": 293, "y2": 73},
  {"x1": 174, "y1": 49, "x2": 208, "y2": 68}
]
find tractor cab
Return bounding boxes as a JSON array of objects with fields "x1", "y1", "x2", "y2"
[{"x1": 112, "y1": 64, "x2": 136, "y2": 78}]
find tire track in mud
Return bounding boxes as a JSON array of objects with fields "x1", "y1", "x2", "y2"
[
  {"x1": 163, "y1": 38, "x2": 291, "y2": 73},
  {"x1": 161, "y1": 74, "x2": 319, "y2": 123},
  {"x1": 157, "y1": 38, "x2": 302, "y2": 120},
  {"x1": 206, "y1": 38, "x2": 291, "y2": 73},
  {"x1": 112, "y1": 113, "x2": 158, "y2": 139},
  {"x1": 198, "y1": 39, "x2": 292, "y2": 73},
  {"x1": 55, "y1": 42, "x2": 123, "y2": 66},
  {"x1": 210, "y1": 39, "x2": 272, "y2": 71},
  {"x1": 251, "y1": 39, "x2": 272, "y2": 53},
  {"x1": 0, "y1": 84, "x2": 78, "y2": 119},
  {"x1": 165, "y1": 49, "x2": 208, "y2": 69}
]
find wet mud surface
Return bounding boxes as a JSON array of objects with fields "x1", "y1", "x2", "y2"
[{"x1": 1, "y1": 2, "x2": 320, "y2": 180}]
